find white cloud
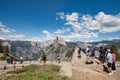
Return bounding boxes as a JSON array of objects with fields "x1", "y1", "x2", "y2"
[
  {"x1": 0, "y1": 21, "x2": 27, "y2": 41},
  {"x1": 0, "y1": 22, "x2": 11, "y2": 33},
  {"x1": 94, "y1": 12, "x2": 120, "y2": 33},
  {"x1": 56, "y1": 12, "x2": 65, "y2": 19},
  {"x1": 11, "y1": 29, "x2": 16, "y2": 32},
  {"x1": 26, "y1": 37, "x2": 43, "y2": 42},
  {"x1": 64, "y1": 30, "x2": 98, "y2": 39},
  {"x1": 0, "y1": 34, "x2": 26, "y2": 40},
  {"x1": 0, "y1": 22, "x2": 16, "y2": 33},
  {"x1": 0, "y1": 36, "x2": 4, "y2": 40},
  {"x1": 43, "y1": 30, "x2": 52, "y2": 38},
  {"x1": 65, "y1": 21, "x2": 82, "y2": 32},
  {"x1": 0, "y1": 27, "x2": 11, "y2": 33},
  {"x1": 105, "y1": 37, "x2": 120, "y2": 41},
  {"x1": 56, "y1": 12, "x2": 120, "y2": 40},
  {"x1": 8, "y1": 34, "x2": 25, "y2": 40},
  {"x1": 66, "y1": 12, "x2": 79, "y2": 21},
  {"x1": 55, "y1": 28, "x2": 71, "y2": 34}
]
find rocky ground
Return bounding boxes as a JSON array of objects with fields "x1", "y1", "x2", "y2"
[{"x1": 0, "y1": 47, "x2": 120, "y2": 80}]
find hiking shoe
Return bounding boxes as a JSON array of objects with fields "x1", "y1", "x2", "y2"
[
  {"x1": 108, "y1": 72, "x2": 113, "y2": 75},
  {"x1": 113, "y1": 70, "x2": 116, "y2": 73}
]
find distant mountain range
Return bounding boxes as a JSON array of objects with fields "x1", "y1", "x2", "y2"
[{"x1": 0, "y1": 38, "x2": 120, "y2": 60}]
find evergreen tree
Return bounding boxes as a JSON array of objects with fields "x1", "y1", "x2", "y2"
[
  {"x1": 40, "y1": 50, "x2": 46, "y2": 65},
  {"x1": 110, "y1": 44, "x2": 120, "y2": 61},
  {"x1": 0, "y1": 42, "x2": 3, "y2": 53},
  {"x1": 41, "y1": 50, "x2": 46, "y2": 60},
  {"x1": 4, "y1": 45, "x2": 9, "y2": 56}
]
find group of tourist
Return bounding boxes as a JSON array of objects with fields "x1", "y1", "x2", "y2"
[
  {"x1": 99, "y1": 46, "x2": 116, "y2": 75},
  {"x1": 5, "y1": 56, "x2": 13, "y2": 64},
  {"x1": 5, "y1": 56, "x2": 23, "y2": 64},
  {"x1": 77, "y1": 46, "x2": 116, "y2": 76}
]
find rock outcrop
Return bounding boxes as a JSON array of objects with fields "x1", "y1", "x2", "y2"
[{"x1": 56, "y1": 36, "x2": 67, "y2": 46}]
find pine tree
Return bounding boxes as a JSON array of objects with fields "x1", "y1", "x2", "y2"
[
  {"x1": 40, "y1": 50, "x2": 47, "y2": 65},
  {"x1": 4, "y1": 45, "x2": 9, "y2": 56},
  {"x1": 0, "y1": 42, "x2": 3, "y2": 53},
  {"x1": 41, "y1": 50, "x2": 46, "y2": 60},
  {"x1": 110, "y1": 44, "x2": 120, "y2": 61}
]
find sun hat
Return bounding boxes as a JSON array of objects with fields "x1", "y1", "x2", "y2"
[{"x1": 107, "y1": 49, "x2": 110, "y2": 52}]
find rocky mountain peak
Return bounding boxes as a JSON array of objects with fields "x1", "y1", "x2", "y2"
[{"x1": 56, "y1": 36, "x2": 67, "y2": 46}]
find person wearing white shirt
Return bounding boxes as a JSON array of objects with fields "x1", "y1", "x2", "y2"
[{"x1": 107, "y1": 49, "x2": 113, "y2": 75}]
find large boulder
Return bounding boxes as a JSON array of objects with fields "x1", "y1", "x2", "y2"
[{"x1": 72, "y1": 67, "x2": 115, "y2": 80}]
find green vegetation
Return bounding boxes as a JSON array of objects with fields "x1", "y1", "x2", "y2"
[
  {"x1": 110, "y1": 44, "x2": 120, "y2": 61},
  {"x1": 65, "y1": 50, "x2": 74, "y2": 58},
  {"x1": 4, "y1": 45, "x2": 9, "y2": 56},
  {"x1": 0, "y1": 65, "x2": 71, "y2": 80},
  {"x1": 54, "y1": 48, "x2": 60, "y2": 54},
  {"x1": 0, "y1": 45, "x2": 10, "y2": 60},
  {"x1": 0, "y1": 42, "x2": 3, "y2": 53},
  {"x1": 0, "y1": 55, "x2": 6, "y2": 60},
  {"x1": 40, "y1": 50, "x2": 46, "y2": 61}
]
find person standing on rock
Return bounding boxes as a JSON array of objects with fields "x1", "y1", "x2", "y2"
[
  {"x1": 78, "y1": 47, "x2": 81, "y2": 59},
  {"x1": 86, "y1": 46, "x2": 90, "y2": 56},
  {"x1": 106, "y1": 49, "x2": 113, "y2": 75},
  {"x1": 99, "y1": 47, "x2": 106, "y2": 63},
  {"x1": 90, "y1": 49, "x2": 95, "y2": 58},
  {"x1": 20, "y1": 56, "x2": 23, "y2": 64},
  {"x1": 111, "y1": 51, "x2": 116, "y2": 72}
]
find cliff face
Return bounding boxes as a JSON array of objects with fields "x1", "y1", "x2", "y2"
[
  {"x1": 56, "y1": 36, "x2": 67, "y2": 46},
  {"x1": 0, "y1": 37, "x2": 74, "y2": 60}
]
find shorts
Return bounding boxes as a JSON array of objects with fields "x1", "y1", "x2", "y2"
[{"x1": 107, "y1": 63, "x2": 112, "y2": 67}]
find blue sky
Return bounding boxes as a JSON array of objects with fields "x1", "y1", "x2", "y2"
[{"x1": 0, "y1": 0, "x2": 120, "y2": 42}]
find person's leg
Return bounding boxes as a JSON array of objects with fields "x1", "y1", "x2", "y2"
[
  {"x1": 108, "y1": 63, "x2": 113, "y2": 75},
  {"x1": 112, "y1": 62, "x2": 116, "y2": 71}
]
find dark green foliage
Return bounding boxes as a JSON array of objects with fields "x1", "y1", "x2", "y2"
[
  {"x1": 0, "y1": 42, "x2": 3, "y2": 53},
  {"x1": 110, "y1": 44, "x2": 120, "y2": 61},
  {"x1": 54, "y1": 48, "x2": 60, "y2": 54},
  {"x1": 65, "y1": 50, "x2": 74, "y2": 58},
  {"x1": 1, "y1": 65, "x2": 71, "y2": 80},
  {"x1": 4, "y1": 45, "x2": 9, "y2": 56},
  {"x1": 0, "y1": 55, "x2": 6, "y2": 60},
  {"x1": 40, "y1": 50, "x2": 46, "y2": 61}
]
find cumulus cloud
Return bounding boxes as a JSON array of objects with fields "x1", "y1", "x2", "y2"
[
  {"x1": 95, "y1": 12, "x2": 120, "y2": 33},
  {"x1": 0, "y1": 22, "x2": 16, "y2": 33},
  {"x1": 65, "y1": 21, "x2": 83, "y2": 32},
  {"x1": 43, "y1": 30, "x2": 52, "y2": 38},
  {"x1": 0, "y1": 22, "x2": 11, "y2": 33},
  {"x1": 56, "y1": 12, "x2": 120, "y2": 40},
  {"x1": 55, "y1": 28, "x2": 71, "y2": 34},
  {"x1": 0, "y1": 21, "x2": 27, "y2": 40},
  {"x1": 66, "y1": 12, "x2": 79, "y2": 21}
]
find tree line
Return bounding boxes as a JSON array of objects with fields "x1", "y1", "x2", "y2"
[{"x1": 0, "y1": 42, "x2": 10, "y2": 60}]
